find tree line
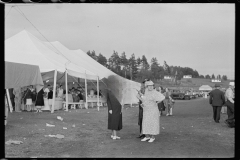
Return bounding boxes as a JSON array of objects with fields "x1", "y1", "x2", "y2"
[{"x1": 86, "y1": 50, "x2": 228, "y2": 83}]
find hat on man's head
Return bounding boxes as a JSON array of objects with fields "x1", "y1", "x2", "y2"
[
  {"x1": 142, "y1": 79, "x2": 150, "y2": 84},
  {"x1": 215, "y1": 84, "x2": 220, "y2": 88},
  {"x1": 145, "y1": 80, "x2": 154, "y2": 86},
  {"x1": 229, "y1": 82, "x2": 234, "y2": 86}
]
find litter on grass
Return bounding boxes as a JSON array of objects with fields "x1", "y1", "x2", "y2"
[
  {"x1": 57, "y1": 116, "x2": 63, "y2": 121},
  {"x1": 46, "y1": 123, "x2": 55, "y2": 127},
  {"x1": 83, "y1": 124, "x2": 86, "y2": 125},
  {"x1": 6, "y1": 140, "x2": 23, "y2": 145},
  {"x1": 162, "y1": 127, "x2": 165, "y2": 129},
  {"x1": 72, "y1": 124, "x2": 76, "y2": 128},
  {"x1": 63, "y1": 127, "x2": 67, "y2": 129},
  {"x1": 44, "y1": 134, "x2": 64, "y2": 139}
]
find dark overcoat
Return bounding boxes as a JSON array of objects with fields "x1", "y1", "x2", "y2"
[
  {"x1": 107, "y1": 89, "x2": 122, "y2": 131},
  {"x1": 209, "y1": 89, "x2": 225, "y2": 107},
  {"x1": 35, "y1": 88, "x2": 44, "y2": 106}
]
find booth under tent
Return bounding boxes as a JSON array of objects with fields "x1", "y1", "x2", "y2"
[{"x1": 5, "y1": 61, "x2": 44, "y2": 125}]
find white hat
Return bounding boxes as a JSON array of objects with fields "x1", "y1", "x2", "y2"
[
  {"x1": 145, "y1": 80, "x2": 154, "y2": 86},
  {"x1": 229, "y1": 82, "x2": 234, "y2": 86}
]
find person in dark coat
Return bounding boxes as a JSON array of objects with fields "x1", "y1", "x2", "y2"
[
  {"x1": 157, "y1": 86, "x2": 165, "y2": 116},
  {"x1": 209, "y1": 84, "x2": 225, "y2": 123},
  {"x1": 48, "y1": 86, "x2": 53, "y2": 111},
  {"x1": 106, "y1": 88, "x2": 122, "y2": 140},
  {"x1": 35, "y1": 86, "x2": 45, "y2": 113},
  {"x1": 137, "y1": 79, "x2": 149, "y2": 139}
]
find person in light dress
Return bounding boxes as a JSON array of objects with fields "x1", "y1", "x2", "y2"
[{"x1": 136, "y1": 80, "x2": 165, "y2": 143}]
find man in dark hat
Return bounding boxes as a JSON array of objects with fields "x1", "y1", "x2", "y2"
[
  {"x1": 137, "y1": 79, "x2": 149, "y2": 138},
  {"x1": 209, "y1": 84, "x2": 225, "y2": 123}
]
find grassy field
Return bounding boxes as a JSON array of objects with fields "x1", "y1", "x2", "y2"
[{"x1": 5, "y1": 98, "x2": 234, "y2": 158}]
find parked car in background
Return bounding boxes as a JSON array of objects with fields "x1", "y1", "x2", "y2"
[{"x1": 171, "y1": 90, "x2": 192, "y2": 100}]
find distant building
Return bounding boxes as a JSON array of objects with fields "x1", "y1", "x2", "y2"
[
  {"x1": 211, "y1": 79, "x2": 221, "y2": 82},
  {"x1": 183, "y1": 75, "x2": 192, "y2": 79},
  {"x1": 164, "y1": 75, "x2": 172, "y2": 80}
]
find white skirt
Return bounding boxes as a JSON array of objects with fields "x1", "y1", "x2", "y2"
[
  {"x1": 26, "y1": 99, "x2": 32, "y2": 105},
  {"x1": 48, "y1": 99, "x2": 53, "y2": 105}
]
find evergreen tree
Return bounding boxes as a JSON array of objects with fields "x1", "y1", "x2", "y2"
[
  {"x1": 120, "y1": 52, "x2": 128, "y2": 66},
  {"x1": 97, "y1": 53, "x2": 107, "y2": 67},
  {"x1": 141, "y1": 55, "x2": 150, "y2": 70},
  {"x1": 128, "y1": 53, "x2": 138, "y2": 80},
  {"x1": 222, "y1": 75, "x2": 228, "y2": 81},
  {"x1": 163, "y1": 61, "x2": 171, "y2": 75},
  {"x1": 205, "y1": 74, "x2": 211, "y2": 79},
  {"x1": 199, "y1": 75, "x2": 205, "y2": 78},
  {"x1": 150, "y1": 57, "x2": 160, "y2": 80},
  {"x1": 211, "y1": 74, "x2": 215, "y2": 79}
]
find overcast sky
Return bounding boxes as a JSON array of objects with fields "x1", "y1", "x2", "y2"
[{"x1": 5, "y1": 3, "x2": 235, "y2": 79}]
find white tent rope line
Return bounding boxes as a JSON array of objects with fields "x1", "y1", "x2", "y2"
[
  {"x1": 14, "y1": 6, "x2": 72, "y2": 65},
  {"x1": 15, "y1": 6, "x2": 98, "y2": 78},
  {"x1": 5, "y1": 6, "x2": 13, "y2": 19}
]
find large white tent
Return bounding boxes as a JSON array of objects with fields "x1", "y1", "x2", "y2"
[
  {"x1": 5, "y1": 30, "x2": 141, "y2": 108},
  {"x1": 5, "y1": 30, "x2": 99, "y2": 112}
]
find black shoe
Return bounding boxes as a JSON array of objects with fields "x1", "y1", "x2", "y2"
[
  {"x1": 140, "y1": 134, "x2": 146, "y2": 139},
  {"x1": 137, "y1": 134, "x2": 145, "y2": 138},
  {"x1": 137, "y1": 135, "x2": 142, "y2": 138}
]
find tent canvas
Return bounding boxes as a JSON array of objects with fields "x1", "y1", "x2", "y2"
[
  {"x1": 199, "y1": 85, "x2": 212, "y2": 91},
  {"x1": 43, "y1": 41, "x2": 141, "y2": 105},
  {"x1": 5, "y1": 30, "x2": 98, "y2": 80},
  {"x1": 5, "y1": 61, "x2": 44, "y2": 89}
]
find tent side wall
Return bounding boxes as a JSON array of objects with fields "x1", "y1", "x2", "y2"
[{"x1": 5, "y1": 61, "x2": 44, "y2": 89}]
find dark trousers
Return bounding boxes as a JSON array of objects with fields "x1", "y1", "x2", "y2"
[
  {"x1": 212, "y1": 106, "x2": 222, "y2": 122},
  {"x1": 139, "y1": 118, "x2": 143, "y2": 133},
  {"x1": 225, "y1": 100, "x2": 234, "y2": 124}
]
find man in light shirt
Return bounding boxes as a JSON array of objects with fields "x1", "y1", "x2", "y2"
[{"x1": 224, "y1": 82, "x2": 235, "y2": 128}]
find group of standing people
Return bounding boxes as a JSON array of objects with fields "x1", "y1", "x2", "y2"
[
  {"x1": 156, "y1": 87, "x2": 175, "y2": 116},
  {"x1": 209, "y1": 82, "x2": 234, "y2": 128},
  {"x1": 106, "y1": 79, "x2": 174, "y2": 143},
  {"x1": 12, "y1": 85, "x2": 36, "y2": 112},
  {"x1": 8, "y1": 85, "x2": 54, "y2": 113}
]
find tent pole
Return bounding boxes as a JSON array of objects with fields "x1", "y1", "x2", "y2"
[
  {"x1": 6, "y1": 89, "x2": 13, "y2": 113},
  {"x1": 51, "y1": 69, "x2": 57, "y2": 113},
  {"x1": 85, "y1": 72, "x2": 88, "y2": 109},
  {"x1": 97, "y1": 76, "x2": 99, "y2": 111},
  {"x1": 130, "y1": 80, "x2": 133, "y2": 107},
  {"x1": 65, "y1": 70, "x2": 68, "y2": 111}
]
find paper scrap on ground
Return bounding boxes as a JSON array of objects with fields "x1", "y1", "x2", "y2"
[
  {"x1": 46, "y1": 123, "x2": 55, "y2": 127},
  {"x1": 57, "y1": 116, "x2": 63, "y2": 121},
  {"x1": 87, "y1": 112, "x2": 90, "y2": 113},
  {"x1": 44, "y1": 134, "x2": 64, "y2": 139},
  {"x1": 72, "y1": 124, "x2": 75, "y2": 128},
  {"x1": 55, "y1": 134, "x2": 64, "y2": 139},
  {"x1": 6, "y1": 140, "x2": 23, "y2": 145},
  {"x1": 63, "y1": 127, "x2": 67, "y2": 129},
  {"x1": 83, "y1": 124, "x2": 86, "y2": 125},
  {"x1": 162, "y1": 127, "x2": 165, "y2": 129}
]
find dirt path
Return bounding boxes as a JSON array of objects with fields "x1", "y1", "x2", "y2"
[{"x1": 5, "y1": 98, "x2": 234, "y2": 158}]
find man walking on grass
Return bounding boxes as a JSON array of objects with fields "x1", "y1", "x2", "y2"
[{"x1": 209, "y1": 84, "x2": 225, "y2": 123}]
